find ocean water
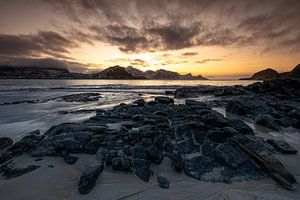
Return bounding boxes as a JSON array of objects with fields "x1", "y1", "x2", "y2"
[{"x1": 0, "y1": 79, "x2": 258, "y2": 141}]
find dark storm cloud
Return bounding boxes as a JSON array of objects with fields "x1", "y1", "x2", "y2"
[
  {"x1": 182, "y1": 52, "x2": 198, "y2": 56},
  {"x1": 2, "y1": 0, "x2": 297, "y2": 54},
  {"x1": 196, "y1": 59, "x2": 223, "y2": 64},
  {"x1": 13, "y1": 0, "x2": 300, "y2": 54},
  {"x1": 130, "y1": 59, "x2": 148, "y2": 67},
  {"x1": 0, "y1": 31, "x2": 77, "y2": 59},
  {"x1": 0, "y1": 56, "x2": 87, "y2": 72},
  {"x1": 89, "y1": 22, "x2": 203, "y2": 52}
]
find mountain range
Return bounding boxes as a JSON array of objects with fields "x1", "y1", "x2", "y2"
[{"x1": 0, "y1": 65, "x2": 207, "y2": 80}]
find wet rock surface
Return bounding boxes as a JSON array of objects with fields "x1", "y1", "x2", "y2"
[
  {"x1": 78, "y1": 164, "x2": 104, "y2": 194},
  {"x1": 59, "y1": 93, "x2": 102, "y2": 102},
  {"x1": 0, "y1": 78, "x2": 298, "y2": 194},
  {"x1": 2, "y1": 164, "x2": 41, "y2": 180}
]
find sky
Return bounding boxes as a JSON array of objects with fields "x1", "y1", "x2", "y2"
[{"x1": 0, "y1": 0, "x2": 299, "y2": 78}]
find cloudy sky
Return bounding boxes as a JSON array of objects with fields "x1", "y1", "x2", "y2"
[{"x1": 0, "y1": 0, "x2": 299, "y2": 78}]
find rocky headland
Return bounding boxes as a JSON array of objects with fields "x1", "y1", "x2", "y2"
[{"x1": 241, "y1": 64, "x2": 300, "y2": 80}]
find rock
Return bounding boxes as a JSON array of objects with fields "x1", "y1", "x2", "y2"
[
  {"x1": 163, "y1": 141, "x2": 173, "y2": 153},
  {"x1": 128, "y1": 129, "x2": 140, "y2": 141},
  {"x1": 60, "y1": 139, "x2": 82, "y2": 153},
  {"x1": 132, "y1": 158, "x2": 150, "y2": 182},
  {"x1": 291, "y1": 64, "x2": 300, "y2": 78},
  {"x1": 216, "y1": 142, "x2": 250, "y2": 169},
  {"x1": 207, "y1": 128, "x2": 235, "y2": 143},
  {"x1": 34, "y1": 157, "x2": 43, "y2": 161},
  {"x1": 112, "y1": 157, "x2": 132, "y2": 171},
  {"x1": 228, "y1": 119, "x2": 253, "y2": 134},
  {"x1": 266, "y1": 139, "x2": 297, "y2": 154},
  {"x1": 201, "y1": 111, "x2": 229, "y2": 127},
  {"x1": 170, "y1": 152, "x2": 183, "y2": 172},
  {"x1": 26, "y1": 130, "x2": 40, "y2": 135},
  {"x1": 74, "y1": 132, "x2": 93, "y2": 145},
  {"x1": 176, "y1": 140, "x2": 196, "y2": 154},
  {"x1": 84, "y1": 139, "x2": 101, "y2": 154},
  {"x1": 185, "y1": 100, "x2": 209, "y2": 108},
  {"x1": 63, "y1": 155, "x2": 78, "y2": 164},
  {"x1": 184, "y1": 155, "x2": 215, "y2": 180},
  {"x1": 226, "y1": 100, "x2": 248, "y2": 115},
  {"x1": 133, "y1": 99, "x2": 145, "y2": 106},
  {"x1": 78, "y1": 165, "x2": 103, "y2": 194},
  {"x1": 4, "y1": 134, "x2": 44, "y2": 159},
  {"x1": 60, "y1": 93, "x2": 101, "y2": 102},
  {"x1": 105, "y1": 150, "x2": 118, "y2": 165},
  {"x1": 214, "y1": 86, "x2": 244, "y2": 97},
  {"x1": 147, "y1": 145, "x2": 163, "y2": 164},
  {"x1": 254, "y1": 115, "x2": 281, "y2": 130},
  {"x1": 157, "y1": 176, "x2": 170, "y2": 189},
  {"x1": 175, "y1": 88, "x2": 200, "y2": 98},
  {"x1": 140, "y1": 125, "x2": 158, "y2": 138},
  {"x1": 142, "y1": 138, "x2": 152, "y2": 146},
  {"x1": 0, "y1": 137, "x2": 13, "y2": 150},
  {"x1": 3, "y1": 165, "x2": 41, "y2": 179},
  {"x1": 154, "y1": 96, "x2": 174, "y2": 104},
  {"x1": 117, "y1": 149, "x2": 125, "y2": 157},
  {"x1": 96, "y1": 148, "x2": 106, "y2": 163},
  {"x1": 131, "y1": 144, "x2": 148, "y2": 159}
]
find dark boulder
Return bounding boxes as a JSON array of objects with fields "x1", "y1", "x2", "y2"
[
  {"x1": 105, "y1": 149, "x2": 118, "y2": 165},
  {"x1": 157, "y1": 176, "x2": 170, "y2": 189},
  {"x1": 201, "y1": 111, "x2": 229, "y2": 128},
  {"x1": 226, "y1": 100, "x2": 248, "y2": 115},
  {"x1": 3, "y1": 165, "x2": 41, "y2": 179},
  {"x1": 207, "y1": 128, "x2": 235, "y2": 143},
  {"x1": 133, "y1": 158, "x2": 150, "y2": 182},
  {"x1": 154, "y1": 96, "x2": 174, "y2": 104},
  {"x1": 185, "y1": 100, "x2": 209, "y2": 108},
  {"x1": 131, "y1": 144, "x2": 148, "y2": 159},
  {"x1": 169, "y1": 152, "x2": 183, "y2": 172},
  {"x1": 266, "y1": 139, "x2": 297, "y2": 154},
  {"x1": 215, "y1": 142, "x2": 250, "y2": 168},
  {"x1": 5, "y1": 134, "x2": 44, "y2": 159},
  {"x1": 63, "y1": 155, "x2": 78, "y2": 164},
  {"x1": 184, "y1": 155, "x2": 215, "y2": 180},
  {"x1": 147, "y1": 145, "x2": 163, "y2": 164},
  {"x1": 78, "y1": 165, "x2": 103, "y2": 194},
  {"x1": 254, "y1": 115, "x2": 281, "y2": 130},
  {"x1": 111, "y1": 157, "x2": 132, "y2": 171},
  {"x1": 84, "y1": 139, "x2": 101, "y2": 154},
  {"x1": 228, "y1": 119, "x2": 253, "y2": 134},
  {"x1": 59, "y1": 139, "x2": 82, "y2": 153},
  {"x1": 133, "y1": 99, "x2": 145, "y2": 106},
  {"x1": 0, "y1": 137, "x2": 13, "y2": 150}
]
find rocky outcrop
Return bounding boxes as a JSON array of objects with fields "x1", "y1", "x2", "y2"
[
  {"x1": 241, "y1": 64, "x2": 300, "y2": 80},
  {"x1": 241, "y1": 68, "x2": 278, "y2": 80},
  {"x1": 291, "y1": 64, "x2": 300, "y2": 78},
  {"x1": 78, "y1": 165, "x2": 104, "y2": 194}
]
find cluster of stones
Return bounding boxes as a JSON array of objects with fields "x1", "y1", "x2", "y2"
[
  {"x1": 1, "y1": 94, "x2": 287, "y2": 194},
  {"x1": 1, "y1": 78, "x2": 299, "y2": 193},
  {"x1": 176, "y1": 78, "x2": 300, "y2": 131}
]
